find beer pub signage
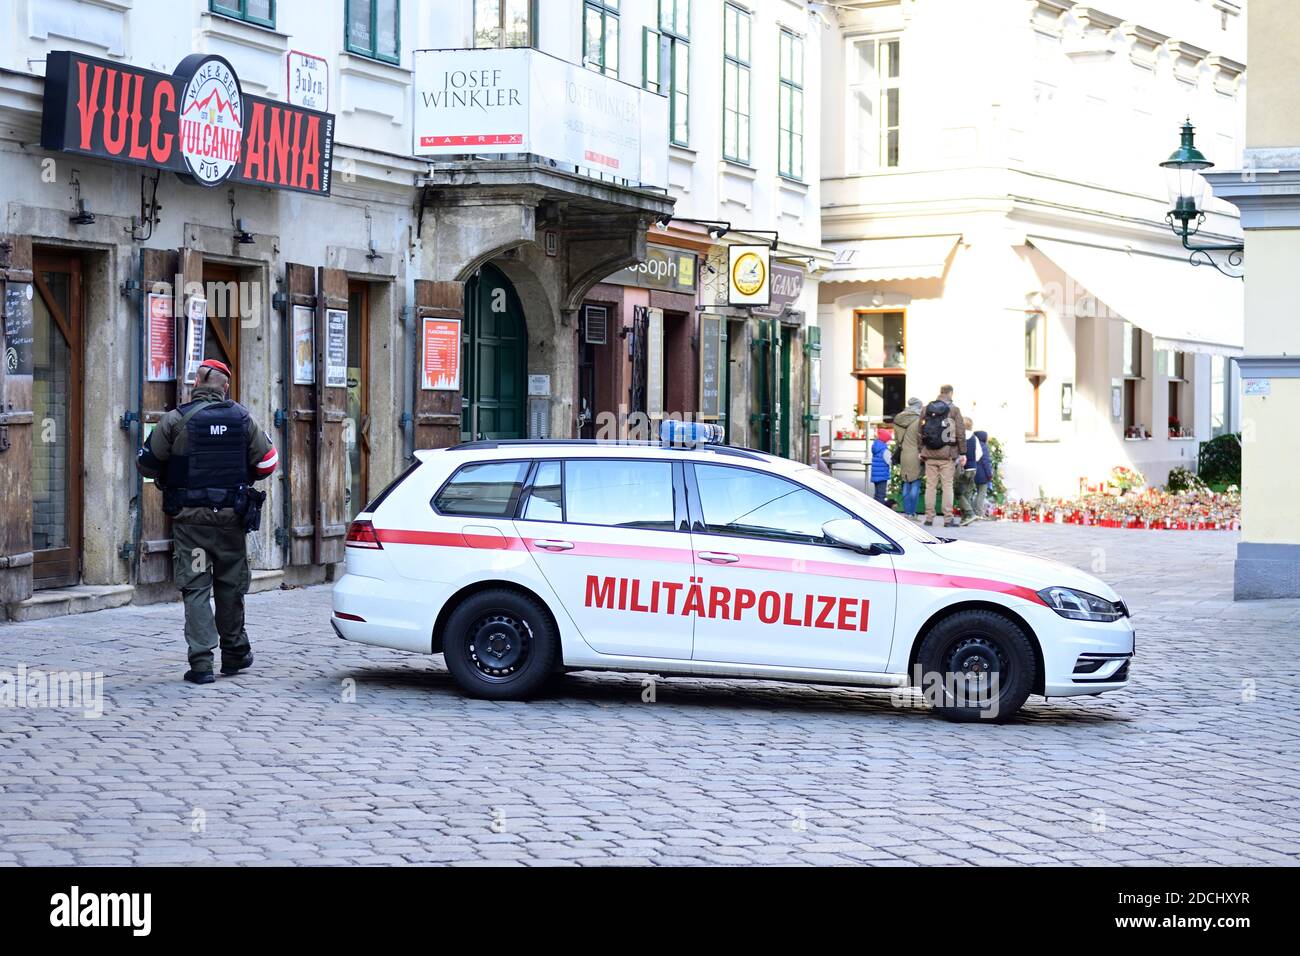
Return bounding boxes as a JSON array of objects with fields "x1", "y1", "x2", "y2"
[{"x1": 40, "y1": 51, "x2": 334, "y2": 195}]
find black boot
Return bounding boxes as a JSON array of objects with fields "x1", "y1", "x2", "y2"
[
  {"x1": 220, "y1": 651, "x2": 254, "y2": 676},
  {"x1": 184, "y1": 669, "x2": 215, "y2": 685}
]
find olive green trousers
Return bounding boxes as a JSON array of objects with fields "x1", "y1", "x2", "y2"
[{"x1": 172, "y1": 522, "x2": 251, "y2": 673}]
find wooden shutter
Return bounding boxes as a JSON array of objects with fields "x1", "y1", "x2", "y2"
[
  {"x1": 0, "y1": 236, "x2": 35, "y2": 604},
  {"x1": 315, "y1": 267, "x2": 348, "y2": 564},
  {"x1": 284, "y1": 263, "x2": 317, "y2": 566},
  {"x1": 412, "y1": 279, "x2": 463, "y2": 450},
  {"x1": 137, "y1": 249, "x2": 180, "y2": 584}
]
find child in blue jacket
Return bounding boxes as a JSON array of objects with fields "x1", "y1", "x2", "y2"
[{"x1": 870, "y1": 422, "x2": 893, "y2": 504}]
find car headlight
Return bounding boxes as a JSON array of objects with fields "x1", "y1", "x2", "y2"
[{"x1": 1037, "y1": 586, "x2": 1124, "y2": 622}]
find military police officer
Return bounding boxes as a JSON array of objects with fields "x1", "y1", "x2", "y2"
[{"x1": 136, "y1": 359, "x2": 278, "y2": 684}]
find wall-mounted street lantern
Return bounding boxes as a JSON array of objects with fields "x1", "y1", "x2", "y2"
[{"x1": 1161, "y1": 118, "x2": 1244, "y2": 278}]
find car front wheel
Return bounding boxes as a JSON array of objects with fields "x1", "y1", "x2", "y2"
[
  {"x1": 916, "y1": 609, "x2": 1037, "y2": 723},
  {"x1": 442, "y1": 589, "x2": 559, "y2": 700}
]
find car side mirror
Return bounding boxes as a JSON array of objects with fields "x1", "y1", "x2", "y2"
[{"x1": 822, "y1": 518, "x2": 889, "y2": 556}]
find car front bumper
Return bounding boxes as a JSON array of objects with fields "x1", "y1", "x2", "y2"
[{"x1": 1022, "y1": 604, "x2": 1137, "y2": 698}]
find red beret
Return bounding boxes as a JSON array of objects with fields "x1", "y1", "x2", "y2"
[{"x1": 199, "y1": 359, "x2": 231, "y2": 378}]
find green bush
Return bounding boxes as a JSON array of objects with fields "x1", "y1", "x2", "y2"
[{"x1": 1198, "y1": 433, "x2": 1241, "y2": 487}]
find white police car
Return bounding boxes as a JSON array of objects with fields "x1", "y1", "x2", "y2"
[{"x1": 332, "y1": 424, "x2": 1133, "y2": 722}]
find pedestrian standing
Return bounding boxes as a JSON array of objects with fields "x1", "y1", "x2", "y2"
[
  {"x1": 892, "y1": 397, "x2": 924, "y2": 519},
  {"x1": 870, "y1": 422, "x2": 893, "y2": 504},
  {"x1": 972, "y1": 427, "x2": 993, "y2": 521},
  {"x1": 136, "y1": 360, "x2": 278, "y2": 684},
  {"x1": 956, "y1": 417, "x2": 979, "y2": 526},
  {"x1": 919, "y1": 385, "x2": 967, "y2": 528}
]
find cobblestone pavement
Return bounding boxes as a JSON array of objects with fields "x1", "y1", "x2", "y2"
[{"x1": 1, "y1": 522, "x2": 1298, "y2": 866}]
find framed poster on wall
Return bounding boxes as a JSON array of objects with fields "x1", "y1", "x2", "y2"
[
  {"x1": 699, "y1": 314, "x2": 722, "y2": 421},
  {"x1": 324, "y1": 308, "x2": 347, "y2": 388},
  {"x1": 181, "y1": 295, "x2": 206, "y2": 385},
  {"x1": 145, "y1": 293, "x2": 175, "y2": 382},
  {"x1": 421, "y1": 316, "x2": 461, "y2": 391},
  {"x1": 292, "y1": 304, "x2": 315, "y2": 385}
]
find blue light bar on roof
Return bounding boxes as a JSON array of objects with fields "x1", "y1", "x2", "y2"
[{"x1": 660, "y1": 420, "x2": 726, "y2": 447}]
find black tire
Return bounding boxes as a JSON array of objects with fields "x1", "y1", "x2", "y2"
[
  {"x1": 916, "y1": 609, "x2": 1037, "y2": 723},
  {"x1": 441, "y1": 588, "x2": 559, "y2": 700}
]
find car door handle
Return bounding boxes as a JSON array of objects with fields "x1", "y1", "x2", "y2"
[
  {"x1": 533, "y1": 539, "x2": 575, "y2": 551},
  {"x1": 698, "y1": 551, "x2": 739, "y2": 563}
]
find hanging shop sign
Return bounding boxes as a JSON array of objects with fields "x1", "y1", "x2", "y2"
[
  {"x1": 605, "y1": 244, "x2": 698, "y2": 294},
  {"x1": 753, "y1": 263, "x2": 805, "y2": 318},
  {"x1": 324, "y1": 308, "x2": 348, "y2": 389},
  {"x1": 728, "y1": 244, "x2": 772, "y2": 307},
  {"x1": 421, "y1": 317, "x2": 462, "y2": 391},
  {"x1": 412, "y1": 48, "x2": 669, "y2": 190},
  {"x1": 40, "y1": 51, "x2": 335, "y2": 195},
  {"x1": 699, "y1": 314, "x2": 723, "y2": 421},
  {"x1": 145, "y1": 292, "x2": 175, "y2": 382}
]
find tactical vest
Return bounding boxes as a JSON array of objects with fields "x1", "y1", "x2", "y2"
[{"x1": 162, "y1": 400, "x2": 250, "y2": 514}]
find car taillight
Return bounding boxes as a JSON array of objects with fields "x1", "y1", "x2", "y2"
[{"x1": 346, "y1": 519, "x2": 383, "y2": 549}]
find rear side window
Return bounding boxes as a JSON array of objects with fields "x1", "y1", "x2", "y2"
[
  {"x1": 522, "y1": 460, "x2": 562, "y2": 521},
  {"x1": 362, "y1": 459, "x2": 422, "y2": 514},
  {"x1": 434, "y1": 461, "x2": 529, "y2": 517},
  {"x1": 564, "y1": 460, "x2": 674, "y2": 530}
]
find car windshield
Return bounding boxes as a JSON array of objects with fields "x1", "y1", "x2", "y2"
[{"x1": 795, "y1": 468, "x2": 942, "y2": 545}]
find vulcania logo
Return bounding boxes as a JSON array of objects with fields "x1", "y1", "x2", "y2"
[
  {"x1": 584, "y1": 575, "x2": 870, "y2": 632},
  {"x1": 176, "y1": 54, "x2": 243, "y2": 186}
]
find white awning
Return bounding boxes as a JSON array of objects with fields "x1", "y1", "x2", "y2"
[
  {"x1": 1028, "y1": 236, "x2": 1243, "y2": 356},
  {"x1": 822, "y1": 235, "x2": 961, "y2": 284}
]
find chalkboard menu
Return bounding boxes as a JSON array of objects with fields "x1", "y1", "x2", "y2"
[
  {"x1": 3, "y1": 282, "x2": 35, "y2": 376},
  {"x1": 699, "y1": 314, "x2": 722, "y2": 420}
]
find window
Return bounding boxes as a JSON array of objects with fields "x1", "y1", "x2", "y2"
[
  {"x1": 1122, "y1": 320, "x2": 1143, "y2": 378},
  {"x1": 778, "y1": 29, "x2": 804, "y2": 180},
  {"x1": 522, "y1": 461, "x2": 562, "y2": 521},
  {"x1": 848, "y1": 36, "x2": 900, "y2": 170},
  {"x1": 474, "y1": 0, "x2": 533, "y2": 48},
  {"x1": 584, "y1": 0, "x2": 620, "y2": 77},
  {"x1": 644, "y1": 0, "x2": 690, "y2": 145},
  {"x1": 434, "y1": 461, "x2": 529, "y2": 517},
  {"x1": 1025, "y1": 311, "x2": 1046, "y2": 437},
  {"x1": 211, "y1": 0, "x2": 274, "y2": 28},
  {"x1": 564, "y1": 460, "x2": 675, "y2": 529},
  {"x1": 853, "y1": 310, "x2": 906, "y2": 421},
  {"x1": 723, "y1": 3, "x2": 752, "y2": 164},
  {"x1": 1210, "y1": 354, "x2": 1232, "y2": 437},
  {"x1": 1025, "y1": 312, "x2": 1046, "y2": 373},
  {"x1": 347, "y1": 0, "x2": 399, "y2": 63},
  {"x1": 695, "y1": 465, "x2": 850, "y2": 545},
  {"x1": 1122, "y1": 323, "x2": 1149, "y2": 438},
  {"x1": 1166, "y1": 351, "x2": 1192, "y2": 438}
]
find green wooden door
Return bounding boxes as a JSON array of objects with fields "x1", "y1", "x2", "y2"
[{"x1": 462, "y1": 264, "x2": 527, "y2": 441}]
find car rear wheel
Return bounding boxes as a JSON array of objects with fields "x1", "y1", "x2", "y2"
[
  {"x1": 916, "y1": 609, "x2": 1037, "y2": 723},
  {"x1": 441, "y1": 589, "x2": 559, "y2": 700}
]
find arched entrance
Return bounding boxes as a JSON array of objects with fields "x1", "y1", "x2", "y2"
[{"x1": 463, "y1": 263, "x2": 528, "y2": 441}]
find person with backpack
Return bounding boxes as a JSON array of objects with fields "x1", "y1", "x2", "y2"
[
  {"x1": 919, "y1": 384, "x2": 967, "y2": 528},
  {"x1": 891, "y1": 397, "x2": 924, "y2": 519},
  {"x1": 869, "y1": 421, "x2": 893, "y2": 504}
]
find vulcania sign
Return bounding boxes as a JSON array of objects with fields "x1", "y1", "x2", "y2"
[{"x1": 40, "y1": 51, "x2": 334, "y2": 195}]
